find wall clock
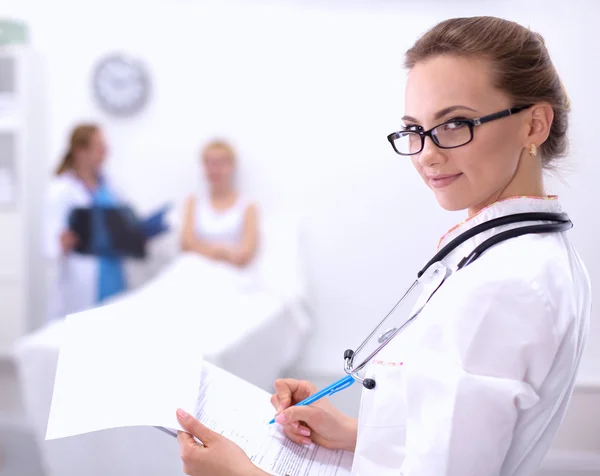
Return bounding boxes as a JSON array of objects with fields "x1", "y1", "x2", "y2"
[{"x1": 91, "y1": 53, "x2": 151, "y2": 117}]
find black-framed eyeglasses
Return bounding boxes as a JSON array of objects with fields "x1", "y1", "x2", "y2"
[{"x1": 387, "y1": 105, "x2": 532, "y2": 156}]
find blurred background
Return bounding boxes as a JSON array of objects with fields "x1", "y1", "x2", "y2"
[{"x1": 0, "y1": 0, "x2": 599, "y2": 475}]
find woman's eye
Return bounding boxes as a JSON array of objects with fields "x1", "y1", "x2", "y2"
[
  {"x1": 444, "y1": 121, "x2": 467, "y2": 130},
  {"x1": 403, "y1": 124, "x2": 422, "y2": 132}
]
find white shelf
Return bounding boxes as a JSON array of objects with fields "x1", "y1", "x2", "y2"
[{"x1": 0, "y1": 46, "x2": 43, "y2": 355}]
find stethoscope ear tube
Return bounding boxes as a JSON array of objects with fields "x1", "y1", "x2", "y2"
[
  {"x1": 417, "y1": 212, "x2": 571, "y2": 277},
  {"x1": 457, "y1": 219, "x2": 573, "y2": 269}
]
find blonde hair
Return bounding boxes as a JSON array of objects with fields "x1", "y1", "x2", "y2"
[
  {"x1": 201, "y1": 139, "x2": 236, "y2": 165},
  {"x1": 55, "y1": 124, "x2": 100, "y2": 175},
  {"x1": 405, "y1": 16, "x2": 571, "y2": 168}
]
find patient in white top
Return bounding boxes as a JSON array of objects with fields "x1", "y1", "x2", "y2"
[{"x1": 181, "y1": 140, "x2": 259, "y2": 267}]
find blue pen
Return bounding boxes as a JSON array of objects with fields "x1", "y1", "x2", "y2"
[{"x1": 269, "y1": 374, "x2": 355, "y2": 424}]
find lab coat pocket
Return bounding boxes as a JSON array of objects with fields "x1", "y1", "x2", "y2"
[
  {"x1": 353, "y1": 361, "x2": 409, "y2": 474},
  {"x1": 360, "y1": 361, "x2": 407, "y2": 430}
]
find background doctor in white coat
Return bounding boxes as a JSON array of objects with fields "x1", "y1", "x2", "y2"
[
  {"x1": 44, "y1": 123, "x2": 128, "y2": 321},
  {"x1": 171, "y1": 16, "x2": 591, "y2": 476}
]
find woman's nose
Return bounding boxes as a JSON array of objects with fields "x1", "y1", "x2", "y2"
[{"x1": 417, "y1": 136, "x2": 447, "y2": 168}]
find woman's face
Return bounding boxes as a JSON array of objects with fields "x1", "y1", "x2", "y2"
[
  {"x1": 203, "y1": 147, "x2": 235, "y2": 190},
  {"x1": 404, "y1": 55, "x2": 529, "y2": 215},
  {"x1": 78, "y1": 130, "x2": 107, "y2": 172}
]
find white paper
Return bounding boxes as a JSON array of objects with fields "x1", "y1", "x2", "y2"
[
  {"x1": 192, "y1": 363, "x2": 354, "y2": 476},
  {"x1": 46, "y1": 300, "x2": 204, "y2": 440}
]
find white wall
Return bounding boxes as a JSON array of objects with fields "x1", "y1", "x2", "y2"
[{"x1": 2, "y1": 0, "x2": 600, "y2": 380}]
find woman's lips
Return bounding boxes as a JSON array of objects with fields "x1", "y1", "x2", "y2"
[{"x1": 428, "y1": 173, "x2": 462, "y2": 188}]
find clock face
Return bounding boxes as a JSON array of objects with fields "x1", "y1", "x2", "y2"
[{"x1": 91, "y1": 54, "x2": 151, "y2": 117}]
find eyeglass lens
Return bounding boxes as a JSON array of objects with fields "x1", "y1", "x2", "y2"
[{"x1": 391, "y1": 121, "x2": 472, "y2": 155}]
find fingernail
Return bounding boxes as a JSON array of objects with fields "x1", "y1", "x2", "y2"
[
  {"x1": 301, "y1": 437, "x2": 312, "y2": 445},
  {"x1": 299, "y1": 428, "x2": 311, "y2": 437},
  {"x1": 275, "y1": 413, "x2": 287, "y2": 424},
  {"x1": 177, "y1": 409, "x2": 189, "y2": 420}
]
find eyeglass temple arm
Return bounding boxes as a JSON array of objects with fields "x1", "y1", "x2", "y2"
[{"x1": 474, "y1": 105, "x2": 533, "y2": 126}]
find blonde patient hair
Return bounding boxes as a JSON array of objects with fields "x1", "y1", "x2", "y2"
[{"x1": 201, "y1": 139, "x2": 237, "y2": 165}]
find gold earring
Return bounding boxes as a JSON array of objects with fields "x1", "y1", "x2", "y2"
[{"x1": 529, "y1": 144, "x2": 537, "y2": 156}]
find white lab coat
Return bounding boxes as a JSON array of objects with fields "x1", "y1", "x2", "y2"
[
  {"x1": 43, "y1": 171, "x2": 122, "y2": 321},
  {"x1": 351, "y1": 196, "x2": 591, "y2": 476}
]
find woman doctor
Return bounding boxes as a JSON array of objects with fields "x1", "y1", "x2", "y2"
[
  {"x1": 44, "y1": 124, "x2": 128, "y2": 320},
  {"x1": 174, "y1": 16, "x2": 591, "y2": 476}
]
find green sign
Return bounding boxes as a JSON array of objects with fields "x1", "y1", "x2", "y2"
[{"x1": 0, "y1": 19, "x2": 28, "y2": 46}]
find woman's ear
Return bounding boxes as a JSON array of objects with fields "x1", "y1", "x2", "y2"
[{"x1": 525, "y1": 103, "x2": 554, "y2": 150}]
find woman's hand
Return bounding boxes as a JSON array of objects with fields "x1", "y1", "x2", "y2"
[
  {"x1": 176, "y1": 409, "x2": 268, "y2": 476},
  {"x1": 212, "y1": 245, "x2": 249, "y2": 267},
  {"x1": 60, "y1": 230, "x2": 78, "y2": 254},
  {"x1": 223, "y1": 247, "x2": 249, "y2": 267},
  {"x1": 271, "y1": 379, "x2": 358, "y2": 452},
  {"x1": 188, "y1": 242, "x2": 230, "y2": 262}
]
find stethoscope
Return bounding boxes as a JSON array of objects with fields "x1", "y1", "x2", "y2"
[{"x1": 343, "y1": 211, "x2": 573, "y2": 390}]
